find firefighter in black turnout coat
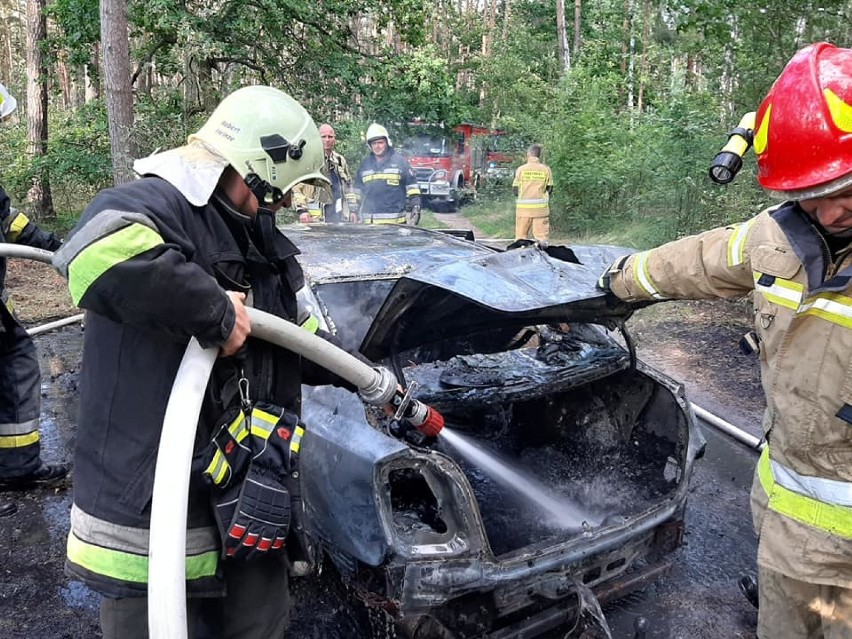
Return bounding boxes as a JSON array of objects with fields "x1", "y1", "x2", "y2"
[
  {"x1": 0, "y1": 81, "x2": 67, "y2": 493},
  {"x1": 355, "y1": 123, "x2": 422, "y2": 225},
  {"x1": 53, "y1": 86, "x2": 357, "y2": 638}
]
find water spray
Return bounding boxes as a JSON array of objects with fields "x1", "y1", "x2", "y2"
[{"x1": 440, "y1": 428, "x2": 602, "y2": 529}]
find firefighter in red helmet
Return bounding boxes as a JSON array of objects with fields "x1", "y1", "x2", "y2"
[{"x1": 598, "y1": 42, "x2": 852, "y2": 638}]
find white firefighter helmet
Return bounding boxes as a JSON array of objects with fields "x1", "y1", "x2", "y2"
[
  {"x1": 365, "y1": 123, "x2": 392, "y2": 147},
  {"x1": 0, "y1": 83, "x2": 17, "y2": 119},
  {"x1": 189, "y1": 85, "x2": 329, "y2": 206}
]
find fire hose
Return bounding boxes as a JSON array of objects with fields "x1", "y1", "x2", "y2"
[
  {"x1": 0, "y1": 245, "x2": 442, "y2": 637},
  {"x1": 147, "y1": 307, "x2": 443, "y2": 639}
]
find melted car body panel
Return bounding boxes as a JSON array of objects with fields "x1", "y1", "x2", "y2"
[{"x1": 283, "y1": 224, "x2": 699, "y2": 637}]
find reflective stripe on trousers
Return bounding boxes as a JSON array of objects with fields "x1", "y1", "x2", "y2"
[
  {"x1": 363, "y1": 213, "x2": 405, "y2": 224},
  {"x1": 67, "y1": 504, "x2": 220, "y2": 586},
  {"x1": 0, "y1": 315, "x2": 41, "y2": 477}
]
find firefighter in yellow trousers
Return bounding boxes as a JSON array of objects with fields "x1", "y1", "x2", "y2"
[
  {"x1": 513, "y1": 144, "x2": 553, "y2": 242},
  {"x1": 599, "y1": 42, "x2": 852, "y2": 639}
]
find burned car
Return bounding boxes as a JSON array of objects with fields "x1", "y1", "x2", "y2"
[{"x1": 289, "y1": 224, "x2": 704, "y2": 637}]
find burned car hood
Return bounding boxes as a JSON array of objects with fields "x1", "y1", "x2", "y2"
[{"x1": 361, "y1": 244, "x2": 635, "y2": 360}]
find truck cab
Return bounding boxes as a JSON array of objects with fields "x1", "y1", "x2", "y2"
[{"x1": 402, "y1": 123, "x2": 494, "y2": 213}]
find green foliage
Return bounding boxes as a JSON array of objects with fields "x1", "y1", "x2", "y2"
[
  {"x1": 418, "y1": 209, "x2": 448, "y2": 229},
  {"x1": 0, "y1": 103, "x2": 111, "y2": 219},
  {"x1": 47, "y1": 0, "x2": 100, "y2": 68},
  {"x1": 462, "y1": 196, "x2": 515, "y2": 239},
  {"x1": 45, "y1": 102, "x2": 113, "y2": 214},
  {"x1": 541, "y1": 73, "x2": 768, "y2": 246},
  {"x1": 29, "y1": 0, "x2": 852, "y2": 249},
  {"x1": 362, "y1": 47, "x2": 465, "y2": 126}
]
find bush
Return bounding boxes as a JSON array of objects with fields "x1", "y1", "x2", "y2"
[{"x1": 537, "y1": 71, "x2": 767, "y2": 248}]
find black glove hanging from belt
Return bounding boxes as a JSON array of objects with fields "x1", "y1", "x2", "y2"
[{"x1": 203, "y1": 396, "x2": 306, "y2": 560}]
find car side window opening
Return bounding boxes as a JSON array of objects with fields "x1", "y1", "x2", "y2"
[{"x1": 313, "y1": 280, "x2": 395, "y2": 352}]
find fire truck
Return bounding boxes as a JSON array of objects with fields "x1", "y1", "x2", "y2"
[{"x1": 402, "y1": 122, "x2": 508, "y2": 212}]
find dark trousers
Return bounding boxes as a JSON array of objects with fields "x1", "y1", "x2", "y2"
[
  {"x1": 100, "y1": 556, "x2": 290, "y2": 639},
  {"x1": 0, "y1": 313, "x2": 41, "y2": 478}
]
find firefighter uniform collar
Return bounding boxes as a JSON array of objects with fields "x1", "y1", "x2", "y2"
[{"x1": 772, "y1": 201, "x2": 852, "y2": 292}]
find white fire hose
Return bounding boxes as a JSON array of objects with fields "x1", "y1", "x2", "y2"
[
  {"x1": 0, "y1": 246, "x2": 83, "y2": 335},
  {"x1": 0, "y1": 245, "x2": 399, "y2": 637},
  {"x1": 147, "y1": 307, "x2": 398, "y2": 639}
]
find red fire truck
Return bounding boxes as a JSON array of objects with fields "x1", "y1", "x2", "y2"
[{"x1": 402, "y1": 122, "x2": 508, "y2": 212}]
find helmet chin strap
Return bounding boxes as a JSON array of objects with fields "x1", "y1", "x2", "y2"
[{"x1": 244, "y1": 172, "x2": 284, "y2": 207}]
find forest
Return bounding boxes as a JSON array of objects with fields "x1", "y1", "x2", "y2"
[{"x1": 1, "y1": 0, "x2": 851, "y2": 246}]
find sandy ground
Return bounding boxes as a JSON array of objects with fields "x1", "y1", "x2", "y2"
[{"x1": 5, "y1": 260, "x2": 77, "y2": 324}]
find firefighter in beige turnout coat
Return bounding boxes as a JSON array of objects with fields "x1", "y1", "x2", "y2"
[{"x1": 601, "y1": 42, "x2": 852, "y2": 639}]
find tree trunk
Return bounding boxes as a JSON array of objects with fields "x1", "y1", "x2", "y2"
[
  {"x1": 572, "y1": 0, "x2": 581, "y2": 56},
  {"x1": 720, "y1": 13, "x2": 738, "y2": 122},
  {"x1": 25, "y1": 0, "x2": 53, "y2": 217},
  {"x1": 501, "y1": 0, "x2": 512, "y2": 41},
  {"x1": 100, "y1": 0, "x2": 137, "y2": 185},
  {"x1": 637, "y1": 0, "x2": 650, "y2": 112},
  {"x1": 619, "y1": 0, "x2": 628, "y2": 104},
  {"x1": 57, "y1": 51, "x2": 72, "y2": 111},
  {"x1": 85, "y1": 44, "x2": 101, "y2": 102},
  {"x1": 0, "y1": 10, "x2": 12, "y2": 82},
  {"x1": 625, "y1": 0, "x2": 635, "y2": 113},
  {"x1": 556, "y1": 0, "x2": 570, "y2": 72}
]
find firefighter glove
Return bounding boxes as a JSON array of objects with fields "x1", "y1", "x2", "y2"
[
  {"x1": 214, "y1": 402, "x2": 305, "y2": 560},
  {"x1": 596, "y1": 255, "x2": 630, "y2": 293},
  {"x1": 215, "y1": 465, "x2": 291, "y2": 560}
]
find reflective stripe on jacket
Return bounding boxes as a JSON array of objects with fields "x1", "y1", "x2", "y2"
[
  {"x1": 355, "y1": 149, "x2": 420, "y2": 219},
  {"x1": 607, "y1": 201, "x2": 852, "y2": 587},
  {"x1": 66, "y1": 505, "x2": 221, "y2": 597},
  {"x1": 53, "y1": 176, "x2": 346, "y2": 598}
]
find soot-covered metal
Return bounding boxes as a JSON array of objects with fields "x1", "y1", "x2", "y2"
[{"x1": 288, "y1": 225, "x2": 703, "y2": 638}]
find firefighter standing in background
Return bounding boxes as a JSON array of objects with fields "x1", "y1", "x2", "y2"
[
  {"x1": 599, "y1": 43, "x2": 852, "y2": 639},
  {"x1": 513, "y1": 144, "x2": 554, "y2": 242},
  {"x1": 0, "y1": 82, "x2": 67, "y2": 501},
  {"x1": 53, "y1": 86, "x2": 365, "y2": 638},
  {"x1": 293, "y1": 123, "x2": 358, "y2": 223},
  {"x1": 355, "y1": 123, "x2": 421, "y2": 225}
]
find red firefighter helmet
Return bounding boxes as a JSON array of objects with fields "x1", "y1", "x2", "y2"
[{"x1": 754, "y1": 42, "x2": 852, "y2": 199}]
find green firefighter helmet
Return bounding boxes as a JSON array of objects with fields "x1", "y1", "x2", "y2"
[
  {"x1": 0, "y1": 83, "x2": 17, "y2": 119},
  {"x1": 365, "y1": 123, "x2": 392, "y2": 147},
  {"x1": 189, "y1": 85, "x2": 329, "y2": 206}
]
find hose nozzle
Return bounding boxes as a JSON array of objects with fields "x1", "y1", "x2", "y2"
[
  {"x1": 406, "y1": 401, "x2": 445, "y2": 437},
  {"x1": 709, "y1": 112, "x2": 756, "y2": 185},
  {"x1": 391, "y1": 383, "x2": 445, "y2": 440}
]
